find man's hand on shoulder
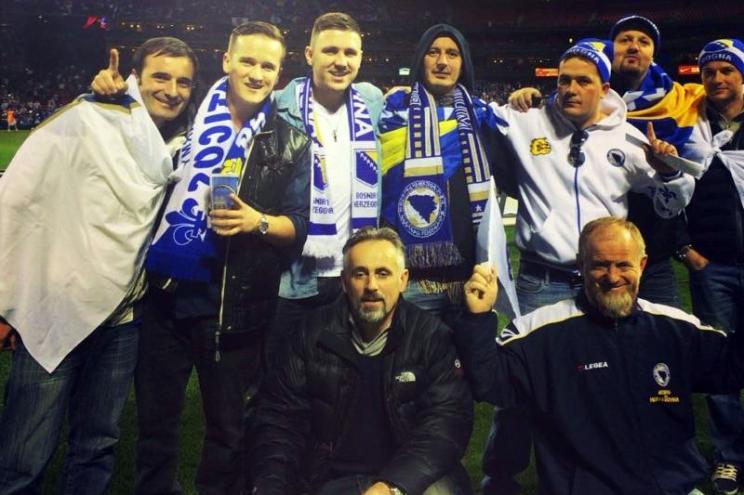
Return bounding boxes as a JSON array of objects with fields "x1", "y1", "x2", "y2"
[
  {"x1": 464, "y1": 262, "x2": 498, "y2": 314},
  {"x1": 0, "y1": 321, "x2": 17, "y2": 351},
  {"x1": 508, "y1": 87, "x2": 543, "y2": 112},
  {"x1": 90, "y1": 48, "x2": 128, "y2": 97}
]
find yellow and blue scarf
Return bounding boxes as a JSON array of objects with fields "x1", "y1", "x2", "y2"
[
  {"x1": 623, "y1": 62, "x2": 705, "y2": 151},
  {"x1": 380, "y1": 83, "x2": 494, "y2": 268}
]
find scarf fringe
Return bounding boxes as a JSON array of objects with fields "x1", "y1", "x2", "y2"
[{"x1": 406, "y1": 241, "x2": 464, "y2": 269}]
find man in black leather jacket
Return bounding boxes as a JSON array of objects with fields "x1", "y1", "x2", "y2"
[
  {"x1": 251, "y1": 227, "x2": 473, "y2": 495},
  {"x1": 130, "y1": 22, "x2": 311, "y2": 495}
]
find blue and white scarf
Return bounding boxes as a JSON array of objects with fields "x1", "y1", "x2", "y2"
[
  {"x1": 146, "y1": 77, "x2": 271, "y2": 281},
  {"x1": 389, "y1": 82, "x2": 491, "y2": 268},
  {"x1": 297, "y1": 77, "x2": 379, "y2": 258},
  {"x1": 623, "y1": 62, "x2": 673, "y2": 111}
]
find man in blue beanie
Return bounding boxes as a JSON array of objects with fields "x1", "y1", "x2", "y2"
[{"x1": 681, "y1": 38, "x2": 744, "y2": 494}]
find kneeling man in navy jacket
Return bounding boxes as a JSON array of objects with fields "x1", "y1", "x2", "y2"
[{"x1": 456, "y1": 216, "x2": 744, "y2": 495}]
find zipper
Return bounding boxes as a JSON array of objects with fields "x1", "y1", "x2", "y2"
[
  {"x1": 215, "y1": 138, "x2": 256, "y2": 362},
  {"x1": 614, "y1": 318, "x2": 661, "y2": 491},
  {"x1": 573, "y1": 165, "x2": 581, "y2": 238}
]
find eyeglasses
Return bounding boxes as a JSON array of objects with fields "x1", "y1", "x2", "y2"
[{"x1": 568, "y1": 130, "x2": 588, "y2": 167}]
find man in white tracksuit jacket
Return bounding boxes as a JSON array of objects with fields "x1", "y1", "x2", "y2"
[{"x1": 480, "y1": 40, "x2": 695, "y2": 495}]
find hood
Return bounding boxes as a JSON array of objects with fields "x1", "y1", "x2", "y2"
[
  {"x1": 548, "y1": 88, "x2": 628, "y2": 132},
  {"x1": 409, "y1": 24, "x2": 475, "y2": 91}
]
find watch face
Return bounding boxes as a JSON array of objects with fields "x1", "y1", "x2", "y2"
[{"x1": 259, "y1": 216, "x2": 269, "y2": 235}]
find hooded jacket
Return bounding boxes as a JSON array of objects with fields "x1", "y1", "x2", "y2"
[
  {"x1": 409, "y1": 24, "x2": 475, "y2": 91},
  {"x1": 487, "y1": 90, "x2": 694, "y2": 268}
]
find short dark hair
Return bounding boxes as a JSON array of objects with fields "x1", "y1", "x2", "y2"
[
  {"x1": 228, "y1": 21, "x2": 285, "y2": 58},
  {"x1": 310, "y1": 12, "x2": 361, "y2": 44},
  {"x1": 342, "y1": 226, "x2": 406, "y2": 270},
  {"x1": 132, "y1": 37, "x2": 198, "y2": 77}
]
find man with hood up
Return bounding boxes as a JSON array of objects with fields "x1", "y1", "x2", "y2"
[{"x1": 379, "y1": 24, "x2": 514, "y2": 324}]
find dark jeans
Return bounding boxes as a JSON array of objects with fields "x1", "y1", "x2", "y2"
[
  {"x1": 638, "y1": 258, "x2": 680, "y2": 307},
  {"x1": 265, "y1": 277, "x2": 342, "y2": 368},
  {"x1": 690, "y1": 261, "x2": 744, "y2": 465},
  {"x1": 134, "y1": 291, "x2": 261, "y2": 495},
  {"x1": 0, "y1": 322, "x2": 138, "y2": 495},
  {"x1": 481, "y1": 260, "x2": 582, "y2": 495}
]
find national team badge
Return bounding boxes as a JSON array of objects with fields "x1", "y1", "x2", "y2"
[
  {"x1": 653, "y1": 363, "x2": 671, "y2": 387},
  {"x1": 607, "y1": 148, "x2": 626, "y2": 167},
  {"x1": 397, "y1": 179, "x2": 447, "y2": 239},
  {"x1": 530, "y1": 137, "x2": 551, "y2": 156}
]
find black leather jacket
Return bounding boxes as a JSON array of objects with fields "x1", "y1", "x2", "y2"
[
  {"x1": 219, "y1": 109, "x2": 310, "y2": 337},
  {"x1": 251, "y1": 297, "x2": 473, "y2": 495}
]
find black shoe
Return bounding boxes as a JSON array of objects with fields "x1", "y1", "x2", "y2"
[{"x1": 712, "y1": 463, "x2": 740, "y2": 495}]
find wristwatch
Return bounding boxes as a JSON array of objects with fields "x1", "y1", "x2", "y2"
[
  {"x1": 258, "y1": 214, "x2": 269, "y2": 235},
  {"x1": 674, "y1": 244, "x2": 693, "y2": 262}
]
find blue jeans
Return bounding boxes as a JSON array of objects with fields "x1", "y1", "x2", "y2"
[
  {"x1": 482, "y1": 262, "x2": 582, "y2": 495},
  {"x1": 0, "y1": 321, "x2": 139, "y2": 495},
  {"x1": 404, "y1": 280, "x2": 466, "y2": 328},
  {"x1": 514, "y1": 265, "x2": 582, "y2": 315},
  {"x1": 690, "y1": 261, "x2": 744, "y2": 465}
]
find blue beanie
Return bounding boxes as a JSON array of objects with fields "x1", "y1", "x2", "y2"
[
  {"x1": 561, "y1": 39, "x2": 612, "y2": 83},
  {"x1": 698, "y1": 38, "x2": 744, "y2": 76}
]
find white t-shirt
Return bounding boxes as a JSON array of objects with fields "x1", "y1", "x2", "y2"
[{"x1": 313, "y1": 100, "x2": 352, "y2": 277}]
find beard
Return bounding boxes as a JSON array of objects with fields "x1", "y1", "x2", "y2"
[
  {"x1": 587, "y1": 284, "x2": 637, "y2": 318},
  {"x1": 352, "y1": 296, "x2": 389, "y2": 325}
]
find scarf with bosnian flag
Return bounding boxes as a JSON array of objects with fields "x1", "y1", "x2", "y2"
[
  {"x1": 585, "y1": 38, "x2": 705, "y2": 150},
  {"x1": 297, "y1": 77, "x2": 378, "y2": 259},
  {"x1": 625, "y1": 65, "x2": 705, "y2": 151},
  {"x1": 381, "y1": 82, "x2": 493, "y2": 268},
  {"x1": 146, "y1": 77, "x2": 271, "y2": 282}
]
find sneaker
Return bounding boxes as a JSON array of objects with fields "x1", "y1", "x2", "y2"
[{"x1": 712, "y1": 463, "x2": 740, "y2": 495}]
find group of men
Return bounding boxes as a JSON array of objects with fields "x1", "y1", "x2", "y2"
[{"x1": 0, "y1": 8, "x2": 743, "y2": 495}]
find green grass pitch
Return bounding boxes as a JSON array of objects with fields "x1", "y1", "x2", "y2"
[{"x1": 0, "y1": 131, "x2": 719, "y2": 493}]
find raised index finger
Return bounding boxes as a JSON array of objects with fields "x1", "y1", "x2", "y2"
[
  {"x1": 108, "y1": 48, "x2": 120, "y2": 75},
  {"x1": 646, "y1": 122, "x2": 657, "y2": 142}
]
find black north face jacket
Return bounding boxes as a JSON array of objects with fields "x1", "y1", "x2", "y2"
[{"x1": 251, "y1": 297, "x2": 473, "y2": 495}]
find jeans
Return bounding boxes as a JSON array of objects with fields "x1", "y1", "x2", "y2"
[
  {"x1": 265, "y1": 277, "x2": 342, "y2": 368},
  {"x1": 514, "y1": 264, "x2": 582, "y2": 315},
  {"x1": 403, "y1": 279, "x2": 466, "y2": 328},
  {"x1": 0, "y1": 321, "x2": 139, "y2": 495},
  {"x1": 482, "y1": 261, "x2": 582, "y2": 495},
  {"x1": 638, "y1": 258, "x2": 680, "y2": 307},
  {"x1": 316, "y1": 473, "x2": 467, "y2": 495},
  {"x1": 690, "y1": 261, "x2": 744, "y2": 465},
  {"x1": 134, "y1": 290, "x2": 262, "y2": 495}
]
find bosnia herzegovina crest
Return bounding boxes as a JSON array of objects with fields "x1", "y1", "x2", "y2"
[{"x1": 398, "y1": 179, "x2": 447, "y2": 239}]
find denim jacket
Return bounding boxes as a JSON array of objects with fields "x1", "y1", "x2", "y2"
[{"x1": 276, "y1": 77, "x2": 384, "y2": 299}]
